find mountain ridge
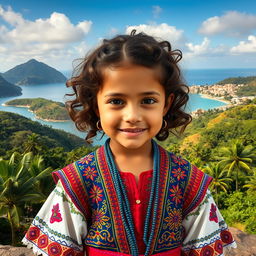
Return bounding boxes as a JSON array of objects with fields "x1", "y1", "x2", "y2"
[
  {"x1": 0, "y1": 75, "x2": 22, "y2": 97},
  {"x1": 2, "y1": 59, "x2": 67, "y2": 85}
]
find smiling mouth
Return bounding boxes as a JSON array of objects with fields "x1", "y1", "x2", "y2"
[{"x1": 119, "y1": 128, "x2": 147, "y2": 133}]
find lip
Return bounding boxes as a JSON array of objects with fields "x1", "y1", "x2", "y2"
[
  {"x1": 118, "y1": 128, "x2": 147, "y2": 137},
  {"x1": 118, "y1": 128, "x2": 147, "y2": 132}
]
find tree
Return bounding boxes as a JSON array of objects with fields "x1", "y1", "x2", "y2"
[
  {"x1": 204, "y1": 163, "x2": 232, "y2": 205},
  {"x1": 243, "y1": 169, "x2": 256, "y2": 192},
  {"x1": 0, "y1": 152, "x2": 48, "y2": 245},
  {"x1": 24, "y1": 133, "x2": 44, "y2": 154},
  {"x1": 217, "y1": 141, "x2": 256, "y2": 191}
]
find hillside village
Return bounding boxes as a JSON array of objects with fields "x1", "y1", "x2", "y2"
[{"x1": 190, "y1": 82, "x2": 256, "y2": 117}]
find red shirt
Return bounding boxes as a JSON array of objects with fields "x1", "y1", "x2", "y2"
[{"x1": 119, "y1": 169, "x2": 153, "y2": 254}]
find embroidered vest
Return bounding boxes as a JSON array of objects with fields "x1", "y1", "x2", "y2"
[{"x1": 52, "y1": 142, "x2": 212, "y2": 255}]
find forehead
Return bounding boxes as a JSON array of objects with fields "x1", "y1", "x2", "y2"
[{"x1": 99, "y1": 65, "x2": 165, "y2": 94}]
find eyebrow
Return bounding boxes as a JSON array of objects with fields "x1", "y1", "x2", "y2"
[{"x1": 104, "y1": 91, "x2": 161, "y2": 97}]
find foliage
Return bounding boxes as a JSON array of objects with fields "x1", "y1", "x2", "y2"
[
  {"x1": 220, "y1": 191, "x2": 256, "y2": 234},
  {"x1": 217, "y1": 76, "x2": 256, "y2": 85},
  {"x1": 0, "y1": 152, "x2": 51, "y2": 245},
  {"x1": 5, "y1": 98, "x2": 70, "y2": 121},
  {"x1": 216, "y1": 141, "x2": 255, "y2": 191},
  {"x1": 236, "y1": 84, "x2": 256, "y2": 97},
  {"x1": 0, "y1": 111, "x2": 88, "y2": 156}
]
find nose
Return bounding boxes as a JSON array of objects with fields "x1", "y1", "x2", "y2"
[{"x1": 123, "y1": 103, "x2": 142, "y2": 123}]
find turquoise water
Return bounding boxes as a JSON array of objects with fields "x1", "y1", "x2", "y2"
[
  {"x1": 2, "y1": 68, "x2": 255, "y2": 145},
  {"x1": 0, "y1": 83, "x2": 226, "y2": 145}
]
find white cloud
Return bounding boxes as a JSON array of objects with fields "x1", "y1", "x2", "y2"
[
  {"x1": 152, "y1": 6, "x2": 162, "y2": 18},
  {"x1": 185, "y1": 37, "x2": 228, "y2": 60},
  {"x1": 0, "y1": 5, "x2": 92, "y2": 71},
  {"x1": 231, "y1": 35, "x2": 256, "y2": 53},
  {"x1": 126, "y1": 23, "x2": 185, "y2": 48},
  {"x1": 186, "y1": 37, "x2": 210, "y2": 55},
  {"x1": 198, "y1": 11, "x2": 256, "y2": 37}
]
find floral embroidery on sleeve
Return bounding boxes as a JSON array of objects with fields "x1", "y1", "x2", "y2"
[
  {"x1": 209, "y1": 203, "x2": 218, "y2": 223},
  {"x1": 50, "y1": 203, "x2": 63, "y2": 223}
]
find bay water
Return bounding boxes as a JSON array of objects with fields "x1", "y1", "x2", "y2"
[{"x1": 1, "y1": 68, "x2": 255, "y2": 145}]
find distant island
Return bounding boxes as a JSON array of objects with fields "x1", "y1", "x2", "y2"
[
  {"x1": 0, "y1": 75, "x2": 22, "y2": 97},
  {"x1": 4, "y1": 98, "x2": 70, "y2": 122},
  {"x1": 2, "y1": 59, "x2": 67, "y2": 85}
]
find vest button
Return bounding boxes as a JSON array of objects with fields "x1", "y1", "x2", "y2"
[{"x1": 136, "y1": 199, "x2": 141, "y2": 204}]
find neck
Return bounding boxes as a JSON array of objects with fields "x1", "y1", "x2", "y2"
[{"x1": 109, "y1": 139, "x2": 153, "y2": 161}]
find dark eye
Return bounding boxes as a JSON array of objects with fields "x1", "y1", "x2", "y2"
[
  {"x1": 142, "y1": 98, "x2": 157, "y2": 104},
  {"x1": 108, "y1": 99, "x2": 124, "y2": 105}
]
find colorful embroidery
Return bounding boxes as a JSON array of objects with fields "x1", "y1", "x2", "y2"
[
  {"x1": 83, "y1": 166, "x2": 97, "y2": 181},
  {"x1": 52, "y1": 141, "x2": 216, "y2": 255},
  {"x1": 89, "y1": 184, "x2": 103, "y2": 203},
  {"x1": 50, "y1": 203, "x2": 63, "y2": 223},
  {"x1": 220, "y1": 230, "x2": 233, "y2": 244},
  {"x1": 172, "y1": 167, "x2": 186, "y2": 181},
  {"x1": 209, "y1": 204, "x2": 218, "y2": 223},
  {"x1": 169, "y1": 184, "x2": 183, "y2": 205},
  {"x1": 48, "y1": 242, "x2": 62, "y2": 255},
  {"x1": 171, "y1": 155, "x2": 188, "y2": 166},
  {"x1": 163, "y1": 204, "x2": 182, "y2": 230},
  {"x1": 24, "y1": 224, "x2": 83, "y2": 256}
]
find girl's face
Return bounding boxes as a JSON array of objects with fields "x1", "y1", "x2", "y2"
[{"x1": 96, "y1": 64, "x2": 173, "y2": 153}]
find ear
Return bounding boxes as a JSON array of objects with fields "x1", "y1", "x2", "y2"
[{"x1": 163, "y1": 93, "x2": 174, "y2": 116}]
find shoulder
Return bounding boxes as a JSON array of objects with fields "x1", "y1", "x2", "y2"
[
  {"x1": 52, "y1": 149, "x2": 98, "y2": 183},
  {"x1": 164, "y1": 149, "x2": 213, "y2": 216},
  {"x1": 51, "y1": 148, "x2": 99, "y2": 218}
]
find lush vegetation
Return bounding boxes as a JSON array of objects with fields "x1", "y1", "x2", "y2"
[
  {"x1": 2, "y1": 59, "x2": 66, "y2": 85},
  {"x1": 0, "y1": 104, "x2": 255, "y2": 246},
  {"x1": 0, "y1": 111, "x2": 90, "y2": 160},
  {"x1": 218, "y1": 76, "x2": 256, "y2": 85},
  {"x1": 0, "y1": 75, "x2": 22, "y2": 97},
  {"x1": 5, "y1": 98, "x2": 70, "y2": 121},
  {"x1": 236, "y1": 84, "x2": 256, "y2": 97},
  {"x1": 160, "y1": 104, "x2": 256, "y2": 234}
]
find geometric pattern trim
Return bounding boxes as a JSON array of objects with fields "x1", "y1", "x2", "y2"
[{"x1": 24, "y1": 224, "x2": 84, "y2": 256}]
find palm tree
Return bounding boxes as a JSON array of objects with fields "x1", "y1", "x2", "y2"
[
  {"x1": 216, "y1": 141, "x2": 256, "y2": 191},
  {"x1": 204, "y1": 163, "x2": 232, "y2": 205},
  {"x1": 24, "y1": 133, "x2": 43, "y2": 154},
  {"x1": 243, "y1": 169, "x2": 256, "y2": 191},
  {"x1": 0, "y1": 152, "x2": 44, "y2": 245},
  {"x1": 28, "y1": 154, "x2": 54, "y2": 201}
]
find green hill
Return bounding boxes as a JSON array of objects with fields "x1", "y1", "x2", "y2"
[
  {"x1": 161, "y1": 104, "x2": 256, "y2": 161},
  {"x1": 5, "y1": 98, "x2": 70, "y2": 121},
  {"x1": 218, "y1": 76, "x2": 256, "y2": 85},
  {"x1": 0, "y1": 75, "x2": 22, "y2": 97},
  {"x1": 2, "y1": 59, "x2": 67, "y2": 85},
  {"x1": 0, "y1": 111, "x2": 87, "y2": 156}
]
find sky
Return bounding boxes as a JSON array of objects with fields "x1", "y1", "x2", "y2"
[{"x1": 0, "y1": 0, "x2": 256, "y2": 72}]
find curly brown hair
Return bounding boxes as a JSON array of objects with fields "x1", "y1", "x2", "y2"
[{"x1": 65, "y1": 30, "x2": 192, "y2": 144}]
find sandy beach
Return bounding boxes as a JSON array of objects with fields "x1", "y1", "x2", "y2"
[{"x1": 199, "y1": 93, "x2": 231, "y2": 104}]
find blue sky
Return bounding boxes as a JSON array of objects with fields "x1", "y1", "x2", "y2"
[{"x1": 0, "y1": 0, "x2": 256, "y2": 71}]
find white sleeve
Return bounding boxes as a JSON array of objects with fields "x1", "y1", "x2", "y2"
[
  {"x1": 22, "y1": 180, "x2": 87, "y2": 256},
  {"x1": 182, "y1": 189, "x2": 237, "y2": 256}
]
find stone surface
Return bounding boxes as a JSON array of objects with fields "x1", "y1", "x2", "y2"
[
  {"x1": 225, "y1": 227, "x2": 256, "y2": 256},
  {"x1": 0, "y1": 227, "x2": 255, "y2": 255}
]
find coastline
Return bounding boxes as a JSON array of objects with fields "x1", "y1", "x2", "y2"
[
  {"x1": 199, "y1": 93, "x2": 231, "y2": 104},
  {"x1": 2, "y1": 103, "x2": 70, "y2": 122}
]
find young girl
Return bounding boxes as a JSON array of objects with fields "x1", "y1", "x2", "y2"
[{"x1": 22, "y1": 30, "x2": 236, "y2": 256}]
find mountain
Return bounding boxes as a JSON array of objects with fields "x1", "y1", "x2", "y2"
[
  {"x1": 2, "y1": 59, "x2": 67, "y2": 85},
  {"x1": 0, "y1": 75, "x2": 22, "y2": 97}
]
